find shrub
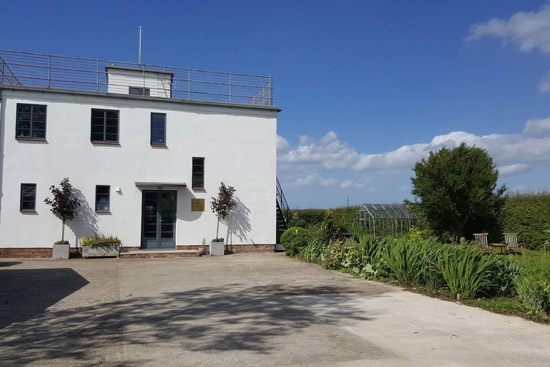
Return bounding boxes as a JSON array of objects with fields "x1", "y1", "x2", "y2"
[
  {"x1": 81, "y1": 234, "x2": 122, "y2": 247},
  {"x1": 280, "y1": 227, "x2": 310, "y2": 256},
  {"x1": 383, "y1": 238, "x2": 425, "y2": 285},
  {"x1": 318, "y1": 210, "x2": 335, "y2": 245},
  {"x1": 438, "y1": 246, "x2": 496, "y2": 300},
  {"x1": 320, "y1": 239, "x2": 359, "y2": 271},
  {"x1": 490, "y1": 257, "x2": 523, "y2": 297},
  {"x1": 512, "y1": 251, "x2": 550, "y2": 316},
  {"x1": 299, "y1": 236, "x2": 324, "y2": 263},
  {"x1": 515, "y1": 275, "x2": 549, "y2": 318},
  {"x1": 408, "y1": 227, "x2": 434, "y2": 243},
  {"x1": 415, "y1": 239, "x2": 446, "y2": 291},
  {"x1": 351, "y1": 235, "x2": 386, "y2": 278}
]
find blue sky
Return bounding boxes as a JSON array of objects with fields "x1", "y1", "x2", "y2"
[{"x1": 3, "y1": 1, "x2": 550, "y2": 208}]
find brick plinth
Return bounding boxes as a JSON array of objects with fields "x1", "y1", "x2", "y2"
[
  {"x1": 120, "y1": 252, "x2": 200, "y2": 259},
  {"x1": 225, "y1": 244, "x2": 276, "y2": 253},
  {"x1": 1, "y1": 244, "x2": 275, "y2": 258},
  {"x1": 0, "y1": 248, "x2": 82, "y2": 258}
]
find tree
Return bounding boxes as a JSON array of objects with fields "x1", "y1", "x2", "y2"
[
  {"x1": 411, "y1": 143, "x2": 506, "y2": 240},
  {"x1": 44, "y1": 178, "x2": 81, "y2": 243},
  {"x1": 210, "y1": 182, "x2": 236, "y2": 240}
]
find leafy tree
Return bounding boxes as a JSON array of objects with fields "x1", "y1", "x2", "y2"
[
  {"x1": 411, "y1": 143, "x2": 505, "y2": 240},
  {"x1": 44, "y1": 178, "x2": 81, "y2": 243},
  {"x1": 210, "y1": 182, "x2": 236, "y2": 240}
]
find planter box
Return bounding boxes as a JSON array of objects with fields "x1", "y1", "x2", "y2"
[
  {"x1": 210, "y1": 241, "x2": 225, "y2": 256},
  {"x1": 82, "y1": 245, "x2": 119, "y2": 258},
  {"x1": 52, "y1": 244, "x2": 70, "y2": 259}
]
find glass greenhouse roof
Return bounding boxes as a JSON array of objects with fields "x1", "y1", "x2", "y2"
[{"x1": 358, "y1": 204, "x2": 418, "y2": 219}]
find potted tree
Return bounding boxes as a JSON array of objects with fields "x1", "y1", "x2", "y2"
[
  {"x1": 210, "y1": 182, "x2": 236, "y2": 256},
  {"x1": 44, "y1": 178, "x2": 81, "y2": 259}
]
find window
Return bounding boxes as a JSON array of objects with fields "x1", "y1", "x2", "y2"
[
  {"x1": 192, "y1": 157, "x2": 205, "y2": 189},
  {"x1": 16, "y1": 104, "x2": 46, "y2": 139},
  {"x1": 150, "y1": 113, "x2": 166, "y2": 145},
  {"x1": 20, "y1": 183, "x2": 37, "y2": 211},
  {"x1": 91, "y1": 109, "x2": 119, "y2": 143},
  {"x1": 95, "y1": 185, "x2": 110, "y2": 212},
  {"x1": 129, "y1": 87, "x2": 150, "y2": 96}
]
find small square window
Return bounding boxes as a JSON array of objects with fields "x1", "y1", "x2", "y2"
[
  {"x1": 95, "y1": 185, "x2": 110, "y2": 212},
  {"x1": 20, "y1": 183, "x2": 37, "y2": 211},
  {"x1": 16, "y1": 104, "x2": 47, "y2": 139},
  {"x1": 151, "y1": 113, "x2": 166, "y2": 145},
  {"x1": 192, "y1": 157, "x2": 205, "y2": 189}
]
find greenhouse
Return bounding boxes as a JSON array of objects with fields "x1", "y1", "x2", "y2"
[{"x1": 353, "y1": 204, "x2": 418, "y2": 237}]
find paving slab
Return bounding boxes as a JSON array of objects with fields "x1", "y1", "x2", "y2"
[{"x1": 0, "y1": 254, "x2": 549, "y2": 366}]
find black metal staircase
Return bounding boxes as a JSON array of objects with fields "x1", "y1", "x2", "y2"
[{"x1": 276, "y1": 178, "x2": 291, "y2": 243}]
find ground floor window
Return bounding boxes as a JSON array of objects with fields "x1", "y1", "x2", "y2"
[
  {"x1": 95, "y1": 185, "x2": 110, "y2": 212},
  {"x1": 20, "y1": 183, "x2": 37, "y2": 211}
]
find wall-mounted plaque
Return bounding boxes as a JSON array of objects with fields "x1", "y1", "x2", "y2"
[{"x1": 191, "y1": 198, "x2": 205, "y2": 212}]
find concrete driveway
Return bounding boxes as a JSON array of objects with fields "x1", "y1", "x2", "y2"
[{"x1": 1, "y1": 253, "x2": 549, "y2": 367}]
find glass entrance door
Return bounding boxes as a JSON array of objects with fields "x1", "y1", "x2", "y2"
[{"x1": 141, "y1": 191, "x2": 177, "y2": 249}]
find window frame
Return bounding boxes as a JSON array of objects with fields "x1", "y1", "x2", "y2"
[
  {"x1": 129, "y1": 87, "x2": 151, "y2": 96},
  {"x1": 95, "y1": 185, "x2": 111, "y2": 213},
  {"x1": 90, "y1": 109, "x2": 120, "y2": 144},
  {"x1": 192, "y1": 157, "x2": 205, "y2": 189},
  {"x1": 16, "y1": 103, "x2": 47, "y2": 140},
  {"x1": 20, "y1": 183, "x2": 37, "y2": 211},
  {"x1": 150, "y1": 112, "x2": 167, "y2": 146}
]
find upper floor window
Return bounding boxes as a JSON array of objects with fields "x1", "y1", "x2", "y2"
[
  {"x1": 192, "y1": 157, "x2": 205, "y2": 189},
  {"x1": 95, "y1": 185, "x2": 110, "y2": 212},
  {"x1": 20, "y1": 183, "x2": 37, "y2": 211},
  {"x1": 91, "y1": 109, "x2": 119, "y2": 143},
  {"x1": 16, "y1": 104, "x2": 46, "y2": 139},
  {"x1": 129, "y1": 87, "x2": 150, "y2": 96},
  {"x1": 151, "y1": 113, "x2": 166, "y2": 146}
]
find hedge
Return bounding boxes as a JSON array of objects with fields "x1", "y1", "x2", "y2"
[
  {"x1": 501, "y1": 192, "x2": 550, "y2": 249},
  {"x1": 289, "y1": 206, "x2": 359, "y2": 229}
]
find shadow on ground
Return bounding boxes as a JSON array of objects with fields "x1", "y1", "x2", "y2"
[
  {"x1": 0, "y1": 268, "x2": 89, "y2": 329},
  {"x1": 0, "y1": 282, "x2": 386, "y2": 366}
]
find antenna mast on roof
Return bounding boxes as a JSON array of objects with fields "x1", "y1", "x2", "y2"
[{"x1": 138, "y1": 26, "x2": 143, "y2": 67}]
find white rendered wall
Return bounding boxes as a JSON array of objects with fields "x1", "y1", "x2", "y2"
[
  {"x1": 0, "y1": 89, "x2": 277, "y2": 248},
  {"x1": 106, "y1": 68, "x2": 172, "y2": 97}
]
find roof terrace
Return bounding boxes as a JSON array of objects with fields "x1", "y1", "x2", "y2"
[{"x1": 0, "y1": 49, "x2": 273, "y2": 106}]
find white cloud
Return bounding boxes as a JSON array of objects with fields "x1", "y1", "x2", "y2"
[
  {"x1": 294, "y1": 174, "x2": 338, "y2": 187},
  {"x1": 276, "y1": 135, "x2": 290, "y2": 152},
  {"x1": 466, "y1": 5, "x2": 550, "y2": 53},
  {"x1": 277, "y1": 117, "x2": 550, "y2": 188},
  {"x1": 498, "y1": 163, "x2": 529, "y2": 175},
  {"x1": 524, "y1": 117, "x2": 550, "y2": 136},
  {"x1": 339, "y1": 180, "x2": 367, "y2": 189},
  {"x1": 538, "y1": 71, "x2": 550, "y2": 93},
  {"x1": 278, "y1": 131, "x2": 360, "y2": 171}
]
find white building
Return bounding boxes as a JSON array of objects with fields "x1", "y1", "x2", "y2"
[{"x1": 0, "y1": 50, "x2": 285, "y2": 257}]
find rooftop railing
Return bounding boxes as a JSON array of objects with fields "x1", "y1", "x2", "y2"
[{"x1": 0, "y1": 49, "x2": 273, "y2": 106}]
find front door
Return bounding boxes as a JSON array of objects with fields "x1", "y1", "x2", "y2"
[{"x1": 141, "y1": 191, "x2": 177, "y2": 249}]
